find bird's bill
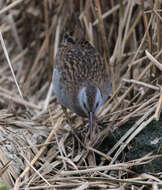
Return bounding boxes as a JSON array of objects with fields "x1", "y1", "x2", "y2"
[{"x1": 89, "y1": 112, "x2": 93, "y2": 139}]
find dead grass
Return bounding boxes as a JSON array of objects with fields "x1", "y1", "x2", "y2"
[{"x1": 0, "y1": 0, "x2": 162, "y2": 189}]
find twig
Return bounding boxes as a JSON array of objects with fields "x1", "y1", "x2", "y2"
[
  {"x1": 109, "y1": 114, "x2": 155, "y2": 165},
  {"x1": 154, "y1": 91, "x2": 162, "y2": 121},
  {"x1": 145, "y1": 50, "x2": 162, "y2": 71},
  {"x1": 93, "y1": 4, "x2": 120, "y2": 26},
  {"x1": 0, "y1": 87, "x2": 41, "y2": 110},
  {"x1": 0, "y1": 30, "x2": 23, "y2": 98},
  {"x1": 0, "y1": 0, "x2": 25, "y2": 15},
  {"x1": 122, "y1": 78, "x2": 159, "y2": 91},
  {"x1": 111, "y1": 49, "x2": 162, "y2": 113}
]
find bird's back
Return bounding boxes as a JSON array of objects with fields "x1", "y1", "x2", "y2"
[{"x1": 55, "y1": 35, "x2": 109, "y2": 95}]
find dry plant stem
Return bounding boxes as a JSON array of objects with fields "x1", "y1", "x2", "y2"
[
  {"x1": 74, "y1": 182, "x2": 89, "y2": 190},
  {"x1": 97, "y1": 173, "x2": 162, "y2": 187},
  {"x1": 0, "y1": 87, "x2": 41, "y2": 110},
  {"x1": 8, "y1": 14, "x2": 22, "y2": 51},
  {"x1": 87, "y1": 146, "x2": 112, "y2": 161},
  {"x1": 0, "y1": 31, "x2": 23, "y2": 98},
  {"x1": 153, "y1": 9, "x2": 162, "y2": 22},
  {"x1": 0, "y1": 147, "x2": 18, "y2": 186},
  {"x1": 27, "y1": 152, "x2": 61, "y2": 187},
  {"x1": 57, "y1": 155, "x2": 79, "y2": 172},
  {"x1": 100, "y1": 98, "x2": 158, "y2": 166},
  {"x1": 154, "y1": 91, "x2": 162, "y2": 121},
  {"x1": 0, "y1": 0, "x2": 24, "y2": 15},
  {"x1": 12, "y1": 179, "x2": 162, "y2": 189},
  {"x1": 99, "y1": 83, "x2": 122, "y2": 116},
  {"x1": 93, "y1": 3, "x2": 120, "y2": 26},
  {"x1": 60, "y1": 162, "x2": 134, "y2": 176},
  {"x1": 110, "y1": 94, "x2": 158, "y2": 129},
  {"x1": 121, "y1": 0, "x2": 133, "y2": 54},
  {"x1": 155, "y1": 9, "x2": 161, "y2": 51},
  {"x1": 140, "y1": 173, "x2": 162, "y2": 183},
  {"x1": 0, "y1": 161, "x2": 11, "y2": 176},
  {"x1": 145, "y1": 50, "x2": 162, "y2": 71},
  {"x1": 43, "y1": 83, "x2": 53, "y2": 111},
  {"x1": 109, "y1": 0, "x2": 127, "y2": 92},
  {"x1": 14, "y1": 116, "x2": 63, "y2": 190},
  {"x1": 54, "y1": 16, "x2": 61, "y2": 58},
  {"x1": 109, "y1": 38, "x2": 120, "y2": 92},
  {"x1": 110, "y1": 97, "x2": 154, "y2": 127},
  {"x1": 154, "y1": 0, "x2": 161, "y2": 52},
  {"x1": 61, "y1": 154, "x2": 162, "y2": 177},
  {"x1": 95, "y1": 0, "x2": 109, "y2": 60},
  {"x1": 12, "y1": 175, "x2": 162, "y2": 189},
  {"x1": 122, "y1": 78, "x2": 159, "y2": 91},
  {"x1": 20, "y1": 152, "x2": 50, "y2": 186},
  {"x1": 109, "y1": 108, "x2": 156, "y2": 165},
  {"x1": 142, "y1": 5, "x2": 152, "y2": 52},
  {"x1": 125, "y1": 10, "x2": 143, "y2": 42},
  {"x1": 103, "y1": 103, "x2": 140, "y2": 118},
  {"x1": 128, "y1": 10, "x2": 154, "y2": 70},
  {"x1": 11, "y1": 41, "x2": 35, "y2": 68},
  {"x1": 132, "y1": 55, "x2": 148, "y2": 65},
  {"x1": 98, "y1": 168, "x2": 162, "y2": 183},
  {"x1": 44, "y1": 175, "x2": 149, "y2": 183},
  {"x1": 82, "y1": 15, "x2": 93, "y2": 44},
  {"x1": 111, "y1": 49, "x2": 162, "y2": 113},
  {"x1": 17, "y1": 183, "x2": 90, "y2": 189},
  {"x1": 43, "y1": 0, "x2": 49, "y2": 51},
  {"x1": 55, "y1": 134, "x2": 67, "y2": 171},
  {"x1": 25, "y1": 15, "x2": 58, "y2": 87}
]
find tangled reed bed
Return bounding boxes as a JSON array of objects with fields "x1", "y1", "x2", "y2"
[{"x1": 0, "y1": 0, "x2": 162, "y2": 189}]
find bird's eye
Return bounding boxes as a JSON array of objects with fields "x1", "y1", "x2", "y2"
[
  {"x1": 96, "y1": 102, "x2": 99, "y2": 108},
  {"x1": 83, "y1": 102, "x2": 87, "y2": 109}
]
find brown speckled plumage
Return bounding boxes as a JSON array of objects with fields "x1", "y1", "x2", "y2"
[{"x1": 53, "y1": 33, "x2": 111, "y2": 117}]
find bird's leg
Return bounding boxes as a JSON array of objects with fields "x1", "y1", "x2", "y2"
[{"x1": 61, "y1": 105, "x2": 85, "y2": 148}]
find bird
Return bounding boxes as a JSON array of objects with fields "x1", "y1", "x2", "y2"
[{"x1": 52, "y1": 33, "x2": 111, "y2": 138}]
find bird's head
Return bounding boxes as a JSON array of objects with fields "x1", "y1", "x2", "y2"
[{"x1": 77, "y1": 84, "x2": 103, "y2": 131}]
